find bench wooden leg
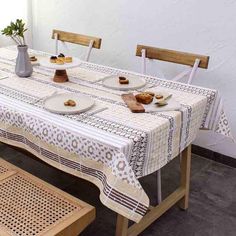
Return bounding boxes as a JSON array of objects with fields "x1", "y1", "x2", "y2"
[{"x1": 115, "y1": 145, "x2": 192, "y2": 236}]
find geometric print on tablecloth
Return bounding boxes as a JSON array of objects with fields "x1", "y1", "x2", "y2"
[
  {"x1": 1, "y1": 51, "x2": 227, "y2": 172},
  {"x1": 30, "y1": 77, "x2": 178, "y2": 176},
  {"x1": 181, "y1": 104, "x2": 193, "y2": 147},
  {"x1": 30, "y1": 75, "x2": 178, "y2": 176},
  {"x1": 0, "y1": 70, "x2": 174, "y2": 178},
  {"x1": 0, "y1": 58, "x2": 194, "y2": 178},
  {"x1": 0, "y1": 84, "x2": 39, "y2": 105},
  {"x1": 0, "y1": 56, "x2": 216, "y2": 132},
  {"x1": 215, "y1": 110, "x2": 234, "y2": 140},
  {"x1": 1, "y1": 59, "x2": 122, "y2": 106},
  {"x1": 80, "y1": 62, "x2": 217, "y2": 129},
  {"x1": 0, "y1": 61, "x2": 180, "y2": 177},
  {"x1": 1, "y1": 48, "x2": 219, "y2": 133},
  {"x1": 64, "y1": 113, "x2": 149, "y2": 178},
  {"x1": 0, "y1": 104, "x2": 141, "y2": 188}
]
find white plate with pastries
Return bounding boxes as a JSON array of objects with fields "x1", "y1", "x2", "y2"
[
  {"x1": 40, "y1": 57, "x2": 81, "y2": 70},
  {"x1": 102, "y1": 75, "x2": 146, "y2": 91},
  {"x1": 43, "y1": 93, "x2": 95, "y2": 114}
]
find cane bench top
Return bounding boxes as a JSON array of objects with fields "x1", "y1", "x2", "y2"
[{"x1": 0, "y1": 158, "x2": 95, "y2": 236}]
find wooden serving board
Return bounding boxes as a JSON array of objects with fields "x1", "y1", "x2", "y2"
[{"x1": 121, "y1": 93, "x2": 145, "y2": 113}]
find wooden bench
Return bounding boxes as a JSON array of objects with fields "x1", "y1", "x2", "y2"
[{"x1": 0, "y1": 158, "x2": 95, "y2": 236}]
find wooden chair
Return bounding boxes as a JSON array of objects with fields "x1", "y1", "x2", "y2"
[
  {"x1": 136, "y1": 44, "x2": 210, "y2": 204},
  {"x1": 0, "y1": 158, "x2": 95, "y2": 236},
  {"x1": 136, "y1": 45, "x2": 209, "y2": 84},
  {"x1": 52, "y1": 29, "x2": 102, "y2": 61}
]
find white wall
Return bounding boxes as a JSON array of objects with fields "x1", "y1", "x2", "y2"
[
  {"x1": 31, "y1": 0, "x2": 236, "y2": 157},
  {"x1": 0, "y1": 0, "x2": 31, "y2": 47}
]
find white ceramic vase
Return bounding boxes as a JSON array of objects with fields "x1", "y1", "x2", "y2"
[{"x1": 15, "y1": 45, "x2": 33, "y2": 77}]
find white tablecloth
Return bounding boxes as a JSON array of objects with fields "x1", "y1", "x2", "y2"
[{"x1": 0, "y1": 46, "x2": 231, "y2": 222}]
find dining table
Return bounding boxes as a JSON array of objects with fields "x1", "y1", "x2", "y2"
[{"x1": 0, "y1": 46, "x2": 232, "y2": 236}]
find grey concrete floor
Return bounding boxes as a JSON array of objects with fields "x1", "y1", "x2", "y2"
[{"x1": 0, "y1": 143, "x2": 236, "y2": 236}]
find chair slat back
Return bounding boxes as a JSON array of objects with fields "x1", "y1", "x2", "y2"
[
  {"x1": 52, "y1": 29, "x2": 102, "y2": 49},
  {"x1": 136, "y1": 45, "x2": 209, "y2": 69}
]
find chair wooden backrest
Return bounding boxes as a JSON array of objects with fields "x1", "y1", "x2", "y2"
[
  {"x1": 136, "y1": 44, "x2": 210, "y2": 84},
  {"x1": 52, "y1": 29, "x2": 102, "y2": 61}
]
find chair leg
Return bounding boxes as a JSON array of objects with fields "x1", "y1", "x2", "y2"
[
  {"x1": 85, "y1": 40, "x2": 94, "y2": 62},
  {"x1": 156, "y1": 169, "x2": 162, "y2": 204},
  {"x1": 54, "y1": 33, "x2": 58, "y2": 55}
]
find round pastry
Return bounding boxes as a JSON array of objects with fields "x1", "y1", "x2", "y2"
[
  {"x1": 50, "y1": 56, "x2": 57, "y2": 63},
  {"x1": 56, "y1": 58, "x2": 64, "y2": 65},
  {"x1": 65, "y1": 57, "x2": 73, "y2": 63},
  {"x1": 135, "y1": 93, "x2": 153, "y2": 104},
  {"x1": 144, "y1": 91, "x2": 155, "y2": 97},
  {"x1": 30, "y1": 56, "x2": 37, "y2": 62},
  {"x1": 155, "y1": 94, "x2": 164, "y2": 99},
  {"x1": 119, "y1": 76, "x2": 127, "y2": 81},
  {"x1": 58, "y1": 53, "x2": 65, "y2": 62},
  {"x1": 119, "y1": 79, "x2": 129, "y2": 84},
  {"x1": 64, "y1": 99, "x2": 76, "y2": 107}
]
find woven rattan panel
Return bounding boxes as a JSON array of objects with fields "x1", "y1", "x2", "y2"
[
  {"x1": 0, "y1": 159, "x2": 95, "y2": 236},
  {"x1": 0, "y1": 165, "x2": 9, "y2": 174}
]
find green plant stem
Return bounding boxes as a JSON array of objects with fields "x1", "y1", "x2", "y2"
[
  {"x1": 2, "y1": 19, "x2": 27, "y2": 46},
  {"x1": 15, "y1": 34, "x2": 23, "y2": 45},
  {"x1": 10, "y1": 36, "x2": 20, "y2": 45}
]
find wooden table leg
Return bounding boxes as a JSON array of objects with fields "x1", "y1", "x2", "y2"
[
  {"x1": 114, "y1": 144, "x2": 192, "y2": 236},
  {"x1": 179, "y1": 144, "x2": 191, "y2": 210},
  {"x1": 116, "y1": 214, "x2": 129, "y2": 236},
  {"x1": 156, "y1": 169, "x2": 162, "y2": 204}
]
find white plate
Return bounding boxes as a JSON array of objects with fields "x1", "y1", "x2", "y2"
[
  {"x1": 44, "y1": 93, "x2": 95, "y2": 114},
  {"x1": 40, "y1": 57, "x2": 81, "y2": 70},
  {"x1": 103, "y1": 75, "x2": 146, "y2": 91}
]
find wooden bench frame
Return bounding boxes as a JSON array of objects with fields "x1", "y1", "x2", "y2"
[
  {"x1": 0, "y1": 158, "x2": 96, "y2": 236},
  {"x1": 115, "y1": 145, "x2": 191, "y2": 236}
]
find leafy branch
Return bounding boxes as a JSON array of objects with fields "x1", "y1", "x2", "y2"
[{"x1": 1, "y1": 19, "x2": 27, "y2": 46}]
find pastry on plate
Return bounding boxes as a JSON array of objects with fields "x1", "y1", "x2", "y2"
[
  {"x1": 119, "y1": 79, "x2": 129, "y2": 84},
  {"x1": 58, "y1": 53, "x2": 65, "y2": 62},
  {"x1": 135, "y1": 93, "x2": 153, "y2": 104},
  {"x1": 155, "y1": 94, "x2": 164, "y2": 99},
  {"x1": 119, "y1": 76, "x2": 127, "y2": 81},
  {"x1": 119, "y1": 76, "x2": 129, "y2": 84},
  {"x1": 56, "y1": 58, "x2": 64, "y2": 65},
  {"x1": 30, "y1": 56, "x2": 37, "y2": 62},
  {"x1": 50, "y1": 56, "x2": 57, "y2": 63},
  {"x1": 64, "y1": 99, "x2": 76, "y2": 107},
  {"x1": 65, "y1": 56, "x2": 73, "y2": 63},
  {"x1": 144, "y1": 91, "x2": 155, "y2": 97}
]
